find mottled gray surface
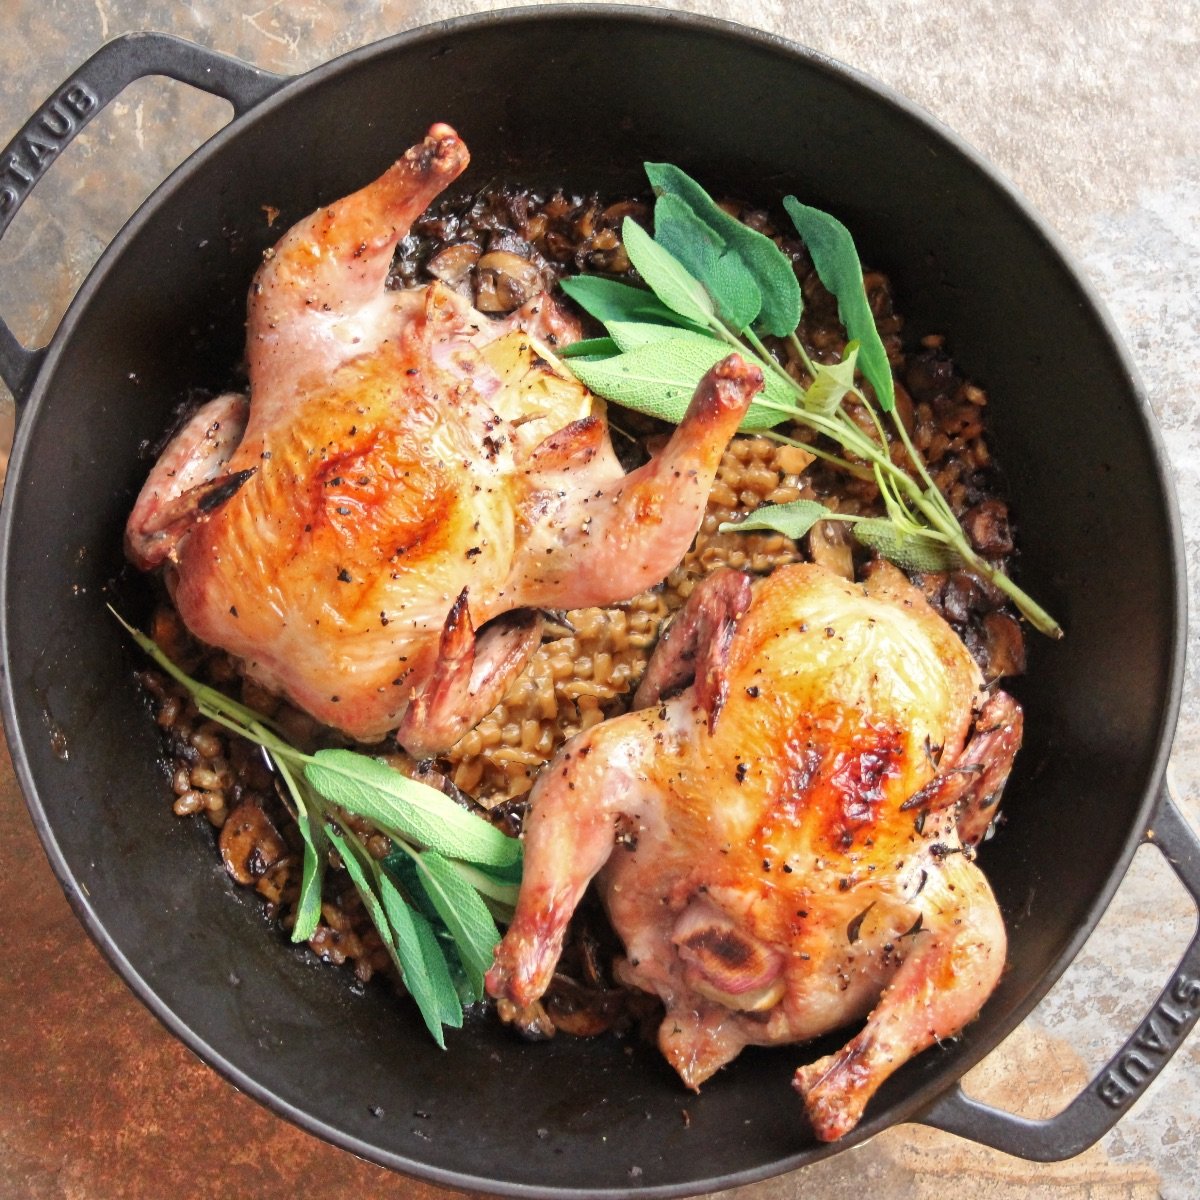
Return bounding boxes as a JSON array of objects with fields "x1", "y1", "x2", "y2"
[{"x1": 0, "y1": 1, "x2": 1196, "y2": 1197}]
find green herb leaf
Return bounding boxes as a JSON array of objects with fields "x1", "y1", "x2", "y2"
[
  {"x1": 805, "y1": 343, "x2": 860, "y2": 417},
  {"x1": 383, "y1": 850, "x2": 476, "y2": 1005},
  {"x1": 377, "y1": 871, "x2": 464, "y2": 1037},
  {"x1": 451, "y1": 859, "x2": 521, "y2": 911},
  {"x1": 725, "y1": 502, "x2": 963, "y2": 573},
  {"x1": 484, "y1": 854, "x2": 524, "y2": 885},
  {"x1": 718, "y1": 499, "x2": 835, "y2": 540},
  {"x1": 782, "y1": 197, "x2": 895, "y2": 413},
  {"x1": 645, "y1": 162, "x2": 803, "y2": 337},
  {"x1": 558, "y1": 275, "x2": 703, "y2": 331},
  {"x1": 290, "y1": 821, "x2": 326, "y2": 943},
  {"x1": 564, "y1": 333, "x2": 727, "y2": 421},
  {"x1": 852, "y1": 519, "x2": 963, "y2": 572},
  {"x1": 620, "y1": 216, "x2": 716, "y2": 327},
  {"x1": 411, "y1": 903, "x2": 470, "y2": 1021},
  {"x1": 565, "y1": 332, "x2": 798, "y2": 432},
  {"x1": 304, "y1": 749, "x2": 520, "y2": 868},
  {"x1": 557, "y1": 336, "x2": 620, "y2": 360},
  {"x1": 604, "y1": 321, "x2": 691, "y2": 353},
  {"x1": 275, "y1": 756, "x2": 326, "y2": 944},
  {"x1": 653, "y1": 192, "x2": 762, "y2": 331},
  {"x1": 325, "y1": 822, "x2": 452, "y2": 1048},
  {"x1": 544, "y1": 170, "x2": 1056, "y2": 636},
  {"x1": 409, "y1": 849, "x2": 501, "y2": 1000}
]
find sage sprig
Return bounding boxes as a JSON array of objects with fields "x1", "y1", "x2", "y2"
[
  {"x1": 719, "y1": 498, "x2": 962, "y2": 574},
  {"x1": 112, "y1": 608, "x2": 519, "y2": 1047},
  {"x1": 558, "y1": 165, "x2": 1061, "y2": 638}
]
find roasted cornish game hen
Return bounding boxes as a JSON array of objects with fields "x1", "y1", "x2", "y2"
[
  {"x1": 125, "y1": 125, "x2": 760, "y2": 752},
  {"x1": 487, "y1": 561, "x2": 1022, "y2": 1140}
]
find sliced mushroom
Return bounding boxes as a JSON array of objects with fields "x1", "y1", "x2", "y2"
[
  {"x1": 809, "y1": 518, "x2": 855, "y2": 580},
  {"x1": 583, "y1": 228, "x2": 630, "y2": 274},
  {"x1": 218, "y1": 799, "x2": 287, "y2": 885},
  {"x1": 254, "y1": 856, "x2": 293, "y2": 905},
  {"x1": 980, "y1": 610, "x2": 1027, "y2": 680},
  {"x1": 487, "y1": 229, "x2": 535, "y2": 257},
  {"x1": 962, "y1": 498, "x2": 1014, "y2": 556},
  {"x1": 543, "y1": 975, "x2": 626, "y2": 1037},
  {"x1": 426, "y1": 242, "x2": 480, "y2": 297},
  {"x1": 474, "y1": 250, "x2": 544, "y2": 313}
]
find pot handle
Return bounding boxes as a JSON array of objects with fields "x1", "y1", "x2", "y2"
[
  {"x1": 0, "y1": 31, "x2": 287, "y2": 406},
  {"x1": 917, "y1": 784, "x2": 1200, "y2": 1160}
]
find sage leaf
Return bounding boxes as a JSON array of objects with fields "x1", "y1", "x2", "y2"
[
  {"x1": 305, "y1": 749, "x2": 520, "y2": 868},
  {"x1": 276, "y1": 756, "x2": 326, "y2": 944},
  {"x1": 621, "y1": 216, "x2": 716, "y2": 327},
  {"x1": 564, "y1": 333, "x2": 727, "y2": 420},
  {"x1": 654, "y1": 192, "x2": 762, "y2": 331},
  {"x1": 565, "y1": 332, "x2": 799, "y2": 432},
  {"x1": 558, "y1": 336, "x2": 619, "y2": 360},
  {"x1": 410, "y1": 902, "x2": 470, "y2": 1022},
  {"x1": 384, "y1": 850, "x2": 477, "y2": 1005},
  {"x1": 451, "y1": 859, "x2": 521, "y2": 910},
  {"x1": 604, "y1": 320, "x2": 692, "y2": 353},
  {"x1": 382, "y1": 845, "x2": 434, "y2": 917},
  {"x1": 378, "y1": 871, "x2": 463, "y2": 1037},
  {"x1": 852, "y1": 519, "x2": 962, "y2": 572},
  {"x1": 782, "y1": 197, "x2": 895, "y2": 413},
  {"x1": 482, "y1": 853, "x2": 525, "y2": 885},
  {"x1": 646, "y1": 162, "x2": 803, "y2": 337},
  {"x1": 805, "y1": 343, "x2": 859, "y2": 417},
  {"x1": 718, "y1": 499, "x2": 834, "y2": 540},
  {"x1": 411, "y1": 849, "x2": 501, "y2": 1000},
  {"x1": 325, "y1": 823, "x2": 451, "y2": 1048},
  {"x1": 558, "y1": 274, "x2": 702, "y2": 331},
  {"x1": 291, "y1": 826, "x2": 325, "y2": 944}
]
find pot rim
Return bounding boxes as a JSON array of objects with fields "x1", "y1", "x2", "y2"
[{"x1": 0, "y1": 5, "x2": 1187, "y2": 1194}]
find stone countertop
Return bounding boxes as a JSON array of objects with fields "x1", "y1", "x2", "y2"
[{"x1": 0, "y1": 1, "x2": 1196, "y2": 1197}]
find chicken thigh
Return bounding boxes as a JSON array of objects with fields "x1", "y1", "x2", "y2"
[
  {"x1": 125, "y1": 125, "x2": 761, "y2": 752},
  {"x1": 487, "y1": 561, "x2": 1022, "y2": 1140}
]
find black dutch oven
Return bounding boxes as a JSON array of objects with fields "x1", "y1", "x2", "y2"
[{"x1": 2, "y1": 8, "x2": 1198, "y2": 1195}]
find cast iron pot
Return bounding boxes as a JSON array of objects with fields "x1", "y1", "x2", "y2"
[{"x1": 2, "y1": 8, "x2": 1198, "y2": 1195}]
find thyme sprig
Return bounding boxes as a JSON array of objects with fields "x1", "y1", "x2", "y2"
[
  {"x1": 112, "y1": 608, "x2": 520, "y2": 1047},
  {"x1": 558, "y1": 165, "x2": 1061, "y2": 638}
]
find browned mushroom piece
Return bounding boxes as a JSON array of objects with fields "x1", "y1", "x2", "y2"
[
  {"x1": 425, "y1": 242, "x2": 481, "y2": 296},
  {"x1": 583, "y1": 227, "x2": 630, "y2": 274},
  {"x1": 253, "y1": 856, "x2": 294, "y2": 906},
  {"x1": 218, "y1": 799, "x2": 287, "y2": 885},
  {"x1": 543, "y1": 975, "x2": 628, "y2": 1037},
  {"x1": 962, "y1": 498, "x2": 1015, "y2": 556},
  {"x1": 474, "y1": 250, "x2": 545, "y2": 312},
  {"x1": 980, "y1": 610, "x2": 1027, "y2": 681},
  {"x1": 808, "y1": 518, "x2": 855, "y2": 580}
]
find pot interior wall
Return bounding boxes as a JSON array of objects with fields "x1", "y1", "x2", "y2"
[{"x1": 1, "y1": 11, "x2": 1179, "y2": 1193}]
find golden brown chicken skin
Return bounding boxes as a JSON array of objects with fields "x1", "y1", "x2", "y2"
[
  {"x1": 125, "y1": 125, "x2": 761, "y2": 752},
  {"x1": 487, "y1": 561, "x2": 1021, "y2": 1140}
]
